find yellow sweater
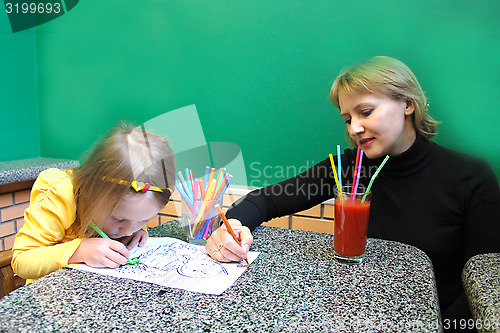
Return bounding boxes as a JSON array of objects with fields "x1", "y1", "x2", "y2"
[{"x1": 12, "y1": 168, "x2": 82, "y2": 284}]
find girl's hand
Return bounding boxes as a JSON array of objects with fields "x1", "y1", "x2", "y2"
[
  {"x1": 118, "y1": 229, "x2": 149, "y2": 250},
  {"x1": 69, "y1": 238, "x2": 131, "y2": 268},
  {"x1": 205, "y1": 218, "x2": 253, "y2": 263}
]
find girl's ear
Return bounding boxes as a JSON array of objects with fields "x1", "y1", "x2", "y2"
[{"x1": 404, "y1": 100, "x2": 415, "y2": 116}]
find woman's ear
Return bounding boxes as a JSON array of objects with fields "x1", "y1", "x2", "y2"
[{"x1": 404, "y1": 100, "x2": 415, "y2": 116}]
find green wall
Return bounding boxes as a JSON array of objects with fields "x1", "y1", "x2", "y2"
[
  {"x1": 5, "y1": 0, "x2": 500, "y2": 185},
  {"x1": 0, "y1": 12, "x2": 39, "y2": 161}
]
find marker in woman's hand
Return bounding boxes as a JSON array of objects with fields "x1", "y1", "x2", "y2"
[{"x1": 215, "y1": 205, "x2": 249, "y2": 266}]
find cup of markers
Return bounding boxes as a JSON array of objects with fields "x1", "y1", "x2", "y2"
[
  {"x1": 181, "y1": 198, "x2": 218, "y2": 244},
  {"x1": 176, "y1": 166, "x2": 232, "y2": 244}
]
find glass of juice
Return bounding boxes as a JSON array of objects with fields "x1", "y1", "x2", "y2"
[{"x1": 333, "y1": 185, "x2": 371, "y2": 264}]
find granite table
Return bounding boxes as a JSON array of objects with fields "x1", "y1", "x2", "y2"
[
  {"x1": 0, "y1": 223, "x2": 442, "y2": 332},
  {"x1": 462, "y1": 253, "x2": 500, "y2": 332}
]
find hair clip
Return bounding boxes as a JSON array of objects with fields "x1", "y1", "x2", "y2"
[
  {"x1": 102, "y1": 176, "x2": 171, "y2": 194},
  {"x1": 131, "y1": 181, "x2": 162, "y2": 193}
]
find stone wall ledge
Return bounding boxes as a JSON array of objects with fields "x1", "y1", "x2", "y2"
[{"x1": 0, "y1": 158, "x2": 79, "y2": 186}]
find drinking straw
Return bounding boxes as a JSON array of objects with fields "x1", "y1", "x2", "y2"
[
  {"x1": 194, "y1": 216, "x2": 207, "y2": 238},
  {"x1": 189, "y1": 169, "x2": 195, "y2": 196},
  {"x1": 215, "y1": 205, "x2": 249, "y2": 265},
  {"x1": 208, "y1": 168, "x2": 215, "y2": 191},
  {"x1": 204, "y1": 174, "x2": 233, "y2": 222},
  {"x1": 199, "y1": 178, "x2": 206, "y2": 200},
  {"x1": 351, "y1": 146, "x2": 361, "y2": 196},
  {"x1": 176, "y1": 171, "x2": 187, "y2": 193},
  {"x1": 190, "y1": 178, "x2": 200, "y2": 236},
  {"x1": 215, "y1": 168, "x2": 226, "y2": 194},
  {"x1": 193, "y1": 211, "x2": 207, "y2": 236},
  {"x1": 185, "y1": 168, "x2": 193, "y2": 196},
  {"x1": 193, "y1": 178, "x2": 199, "y2": 203},
  {"x1": 352, "y1": 150, "x2": 364, "y2": 198},
  {"x1": 362, "y1": 155, "x2": 390, "y2": 202},
  {"x1": 329, "y1": 153, "x2": 343, "y2": 202},
  {"x1": 203, "y1": 166, "x2": 210, "y2": 190},
  {"x1": 204, "y1": 175, "x2": 229, "y2": 219},
  {"x1": 175, "y1": 180, "x2": 192, "y2": 208},
  {"x1": 194, "y1": 178, "x2": 216, "y2": 225},
  {"x1": 179, "y1": 168, "x2": 234, "y2": 240},
  {"x1": 203, "y1": 174, "x2": 233, "y2": 239},
  {"x1": 337, "y1": 145, "x2": 342, "y2": 189},
  {"x1": 177, "y1": 171, "x2": 192, "y2": 199},
  {"x1": 214, "y1": 174, "x2": 232, "y2": 206},
  {"x1": 200, "y1": 219, "x2": 212, "y2": 240},
  {"x1": 213, "y1": 168, "x2": 224, "y2": 199},
  {"x1": 215, "y1": 168, "x2": 223, "y2": 186}
]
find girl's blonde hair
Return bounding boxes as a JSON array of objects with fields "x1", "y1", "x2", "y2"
[
  {"x1": 330, "y1": 56, "x2": 439, "y2": 146},
  {"x1": 71, "y1": 122, "x2": 175, "y2": 237}
]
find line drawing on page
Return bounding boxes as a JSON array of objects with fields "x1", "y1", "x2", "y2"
[
  {"x1": 74, "y1": 237, "x2": 259, "y2": 295},
  {"x1": 115, "y1": 241, "x2": 229, "y2": 279}
]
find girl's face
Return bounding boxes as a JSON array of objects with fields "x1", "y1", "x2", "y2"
[
  {"x1": 338, "y1": 90, "x2": 416, "y2": 159},
  {"x1": 100, "y1": 193, "x2": 163, "y2": 239}
]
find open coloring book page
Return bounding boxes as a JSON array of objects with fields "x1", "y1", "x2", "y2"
[{"x1": 74, "y1": 237, "x2": 260, "y2": 295}]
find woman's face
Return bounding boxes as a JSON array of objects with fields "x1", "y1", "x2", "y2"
[
  {"x1": 338, "y1": 89, "x2": 416, "y2": 159},
  {"x1": 100, "y1": 193, "x2": 162, "y2": 239}
]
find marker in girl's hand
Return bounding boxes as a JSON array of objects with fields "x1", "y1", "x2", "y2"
[
  {"x1": 215, "y1": 205, "x2": 249, "y2": 267},
  {"x1": 90, "y1": 222, "x2": 139, "y2": 266},
  {"x1": 124, "y1": 257, "x2": 140, "y2": 266}
]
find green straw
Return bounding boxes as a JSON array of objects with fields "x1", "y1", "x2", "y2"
[{"x1": 362, "y1": 155, "x2": 390, "y2": 202}]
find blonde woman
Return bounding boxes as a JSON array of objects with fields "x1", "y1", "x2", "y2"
[
  {"x1": 12, "y1": 123, "x2": 175, "y2": 283},
  {"x1": 207, "y1": 56, "x2": 500, "y2": 326}
]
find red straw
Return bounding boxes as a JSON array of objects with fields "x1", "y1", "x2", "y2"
[
  {"x1": 351, "y1": 146, "x2": 361, "y2": 196},
  {"x1": 352, "y1": 150, "x2": 364, "y2": 198}
]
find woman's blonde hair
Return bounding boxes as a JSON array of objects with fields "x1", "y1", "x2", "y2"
[
  {"x1": 330, "y1": 56, "x2": 439, "y2": 145},
  {"x1": 71, "y1": 122, "x2": 175, "y2": 237}
]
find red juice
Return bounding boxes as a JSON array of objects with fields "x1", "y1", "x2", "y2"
[{"x1": 334, "y1": 197, "x2": 371, "y2": 257}]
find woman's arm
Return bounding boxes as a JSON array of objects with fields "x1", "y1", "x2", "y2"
[
  {"x1": 226, "y1": 157, "x2": 342, "y2": 230},
  {"x1": 206, "y1": 155, "x2": 353, "y2": 261}
]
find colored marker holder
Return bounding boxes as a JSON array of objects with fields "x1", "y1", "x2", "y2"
[
  {"x1": 177, "y1": 166, "x2": 233, "y2": 244},
  {"x1": 182, "y1": 198, "x2": 218, "y2": 244}
]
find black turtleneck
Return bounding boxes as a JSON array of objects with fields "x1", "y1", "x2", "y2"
[{"x1": 227, "y1": 135, "x2": 500, "y2": 317}]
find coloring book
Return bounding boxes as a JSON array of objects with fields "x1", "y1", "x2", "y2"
[{"x1": 74, "y1": 237, "x2": 259, "y2": 295}]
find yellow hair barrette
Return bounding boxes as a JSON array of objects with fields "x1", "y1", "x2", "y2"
[
  {"x1": 102, "y1": 176, "x2": 170, "y2": 193},
  {"x1": 131, "y1": 181, "x2": 163, "y2": 193}
]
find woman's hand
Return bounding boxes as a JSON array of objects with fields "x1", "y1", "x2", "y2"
[
  {"x1": 68, "y1": 238, "x2": 131, "y2": 268},
  {"x1": 205, "y1": 218, "x2": 253, "y2": 262},
  {"x1": 117, "y1": 229, "x2": 149, "y2": 250}
]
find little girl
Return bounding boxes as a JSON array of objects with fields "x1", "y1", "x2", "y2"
[{"x1": 12, "y1": 123, "x2": 175, "y2": 283}]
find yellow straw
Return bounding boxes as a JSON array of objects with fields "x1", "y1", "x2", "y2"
[
  {"x1": 329, "y1": 153, "x2": 343, "y2": 202},
  {"x1": 212, "y1": 168, "x2": 224, "y2": 200},
  {"x1": 194, "y1": 178, "x2": 216, "y2": 224}
]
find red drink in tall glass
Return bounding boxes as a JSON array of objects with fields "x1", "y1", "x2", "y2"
[{"x1": 334, "y1": 186, "x2": 371, "y2": 263}]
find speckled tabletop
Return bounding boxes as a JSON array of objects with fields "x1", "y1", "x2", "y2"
[
  {"x1": 0, "y1": 157, "x2": 80, "y2": 185},
  {"x1": 0, "y1": 224, "x2": 442, "y2": 332},
  {"x1": 462, "y1": 253, "x2": 500, "y2": 332}
]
